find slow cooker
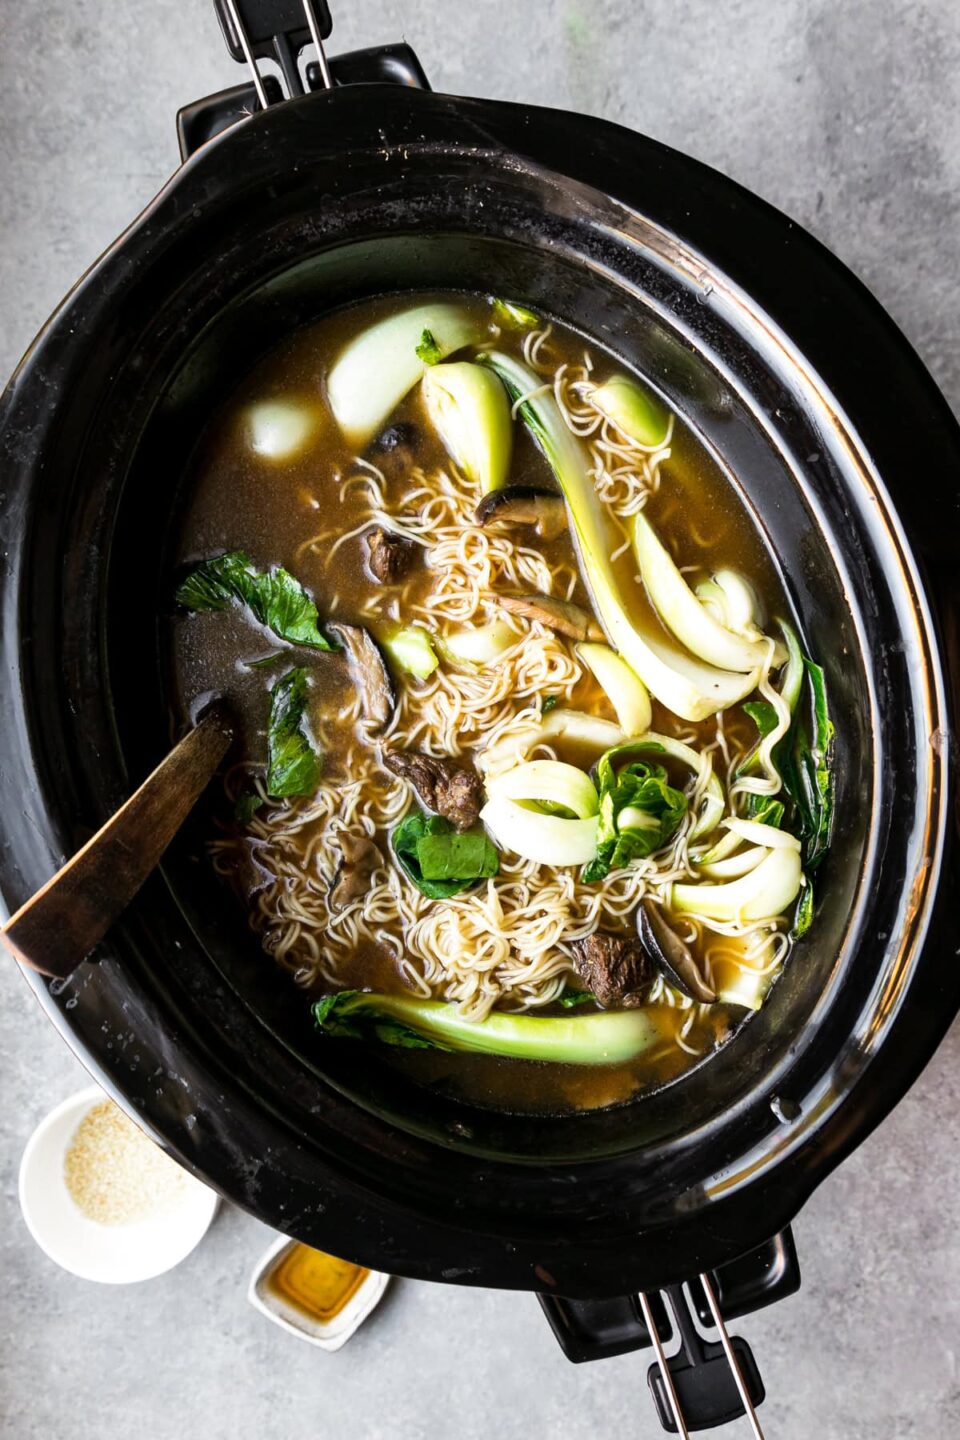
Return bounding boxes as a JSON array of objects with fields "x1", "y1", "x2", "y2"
[{"x1": 1, "y1": 1, "x2": 956, "y2": 1430}]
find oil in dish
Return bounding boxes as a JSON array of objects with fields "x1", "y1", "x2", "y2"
[
  {"x1": 170, "y1": 293, "x2": 834, "y2": 1114},
  {"x1": 267, "y1": 1244, "x2": 370, "y2": 1324}
]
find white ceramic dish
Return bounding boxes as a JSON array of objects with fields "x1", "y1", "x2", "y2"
[
  {"x1": 18, "y1": 1084, "x2": 219, "y2": 1283},
  {"x1": 248, "y1": 1235, "x2": 389, "y2": 1349}
]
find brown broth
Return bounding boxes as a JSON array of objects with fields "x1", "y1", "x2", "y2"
[{"x1": 169, "y1": 292, "x2": 788, "y2": 1116}]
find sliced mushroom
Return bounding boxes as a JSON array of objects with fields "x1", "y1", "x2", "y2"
[
  {"x1": 329, "y1": 831, "x2": 384, "y2": 911},
  {"x1": 327, "y1": 622, "x2": 396, "y2": 732},
  {"x1": 383, "y1": 749, "x2": 483, "y2": 831},
  {"x1": 570, "y1": 931, "x2": 652, "y2": 1008},
  {"x1": 498, "y1": 592, "x2": 605, "y2": 643},
  {"x1": 475, "y1": 486, "x2": 568, "y2": 541},
  {"x1": 365, "y1": 526, "x2": 417, "y2": 584},
  {"x1": 637, "y1": 898, "x2": 716, "y2": 1004}
]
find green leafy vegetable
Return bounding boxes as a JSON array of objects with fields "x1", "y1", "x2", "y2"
[
  {"x1": 542, "y1": 694, "x2": 560, "y2": 714},
  {"x1": 312, "y1": 993, "x2": 436, "y2": 1050},
  {"x1": 582, "y1": 743, "x2": 688, "y2": 882},
  {"x1": 417, "y1": 828, "x2": 501, "y2": 883},
  {"x1": 416, "y1": 328, "x2": 443, "y2": 365},
  {"x1": 266, "y1": 668, "x2": 323, "y2": 798},
  {"x1": 176, "y1": 550, "x2": 335, "y2": 651},
  {"x1": 312, "y1": 990, "x2": 669, "y2": 1064},
  {"x1": 792, "y1": 883, "x2": 814, "y2": 939},
  {"x1": 492, "y1": 298, "x2": 540, "y2": 329},
  {"x1": 558, "y1": 989, "x2": 595, "y2": 1009},
  {"x1": 744, "y1": 700, "x2": 779, "y2": 740},
  {"x1": 235, "y1": 792, "x2": 265, "y2": 823},
  {"x1": 774, "y1": 656, "x2": 835, "y2": 872},
  {"x1": 745, "y1": 795, "x2": 785, "y2": 827},
  {"x1": 393, "y1": 811, "x2": 499, "y2": 899}
]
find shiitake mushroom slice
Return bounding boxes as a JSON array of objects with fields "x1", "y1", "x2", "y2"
[
  {"x1": 637, "y1": 897, "x2": 717, "y2": 1004},
  {"x1": 474, "y1": 486, "x2": 567, "y2": 540}
]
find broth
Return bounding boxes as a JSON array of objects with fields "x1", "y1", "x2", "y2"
[{"x1": 169, "y1": 292, "x2": 824, "y2": 1116}]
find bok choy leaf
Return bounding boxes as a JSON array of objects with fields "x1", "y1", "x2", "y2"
[
  {"x1": 393, "y1": 811, "x2": 499, "y2": 899},
  {"x1": 266, "y1": 668, "x2": 323, "y2": 798},
  {"x1": 176, "y1": 551, "x2": 336, "y2": 651},
  {"x1": 582, "y1": 743, "x2": 688, "y2": 882}
]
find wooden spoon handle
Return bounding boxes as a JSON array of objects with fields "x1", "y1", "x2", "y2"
[{"x1": 2, "y1": 706, "x2": 234, "y2": 979}]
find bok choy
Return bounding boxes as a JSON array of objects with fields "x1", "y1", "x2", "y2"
[
  {"x1": 176, "y1": 551, "x2": 336, "y2": 651},
  {"x1": 672, "y1": 845, "x2": 802, "y2": 922},
  {"x1": 313, "y1": 990, "x2": 670, "y2": 1064},
  {"x1": 266, "y1": 667, "x2": 323, "y2": 798},
  {"x1": 422, "y1": 362, "x2": 513, "y2": 493},
  {"x1": 480, "y1": 351, "x2": 759, "y2": 721},
  {"x1": 576, "y1": 642, "x2": 652, "y2": 735},
  {"x1": 392, "y1": 811, "x2": 499, "y2": 899},
  {"x1": 632, "y1": 512, "x2": 779, "y2": 673},
  {"x1": 481, "y1": 759, "x2": 601, "y2": 864},
  {"x1": 327, "y1": 303, "x2": 485, "y2": 448},
  {"x1": 591, "y1": 374, "x2": 670, "y2": 449},
  {"x1": 245, "y1": 399, "x2": 318, "y2": 461},
  {"x1": 582, "y1": 743, "x2": 688, "y2": 882}
]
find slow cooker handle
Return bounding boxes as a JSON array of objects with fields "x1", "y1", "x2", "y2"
[
  {"x1": 178, "y1": 2, "x2": 430, "y2": 161},
  {"x1": 538, "y1": 1227, "x2": 800, "y2": 1433}
]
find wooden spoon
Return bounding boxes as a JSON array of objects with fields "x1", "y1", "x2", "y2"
[{"x1": 2, "y1": 705, "x2": 234, "y2": 980}]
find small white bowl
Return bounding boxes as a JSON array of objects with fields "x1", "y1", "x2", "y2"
[
  {"x1": 248, "y1": 1235, "x2": 389, "y2": 1349},
  {"x1": 18, "y1": 1085, "x2": 219, "y2": 1283}
]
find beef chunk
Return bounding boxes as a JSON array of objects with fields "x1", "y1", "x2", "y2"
[
  {"x1": 329, "y1": 831, "x2": 384, "y2": 911},
  {"x1": 365, "y1": 526, "x2": 416, "y2": 584},
  {"x1": 383, "y1": 750, "x2": 484, "y2": 831},
  {"x1": 570, "y1": 931, "x2": 653, "y2": 1008}
]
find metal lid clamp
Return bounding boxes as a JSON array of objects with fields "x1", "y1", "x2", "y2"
[
  {"x1": 215, "y1": 0, "x2": 333, "y2": 105},
  {"x1": 177, "y1": 4, "x2": 430, "y2": 160}
]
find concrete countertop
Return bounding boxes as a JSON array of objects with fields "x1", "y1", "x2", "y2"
[{"x1": 2, "y1": 2, "x2": 959, "y2": 1436}]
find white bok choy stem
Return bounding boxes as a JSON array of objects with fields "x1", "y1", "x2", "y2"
[
  {"x1": 439, "y1": 618, "x2": 517, "y2": 666},
  {"x1": 327, "y1": 304, "x2": 485, "y2": 448},
  {"x1": 480, "y1": 351, "x2": 758, "y2": 721},
  {"x1": 480, "y1": 796, "x2": 599, "y2": 866},
  {"x1": 696, "y1": 845, "x2": 767, "y2": 881},
  {"x1": 485, "y1": 760, "x2": 599, "y2": 818},
  {"x1": 632, "y1": 511, "x2": 781, "y2": 672},
  {"x1": 672, "y1": 845, "x2": 802, "y2": 922},
  {"x1": 590, "y1": 374, "x2": 670, "y2": 449},
  {"x1": 245, "y1": 400, "x2": 318, "y2": 461},
  {"x1": 723, "y1": 817, "x2": 801, "y2": 850},
  {"x1": 576, "y1": 643, "x2": 652, "y2": 734}
]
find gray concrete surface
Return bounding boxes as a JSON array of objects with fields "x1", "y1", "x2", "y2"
[{"x1": 2, "y1": 2, "x2": 960, "y2": 1436}]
